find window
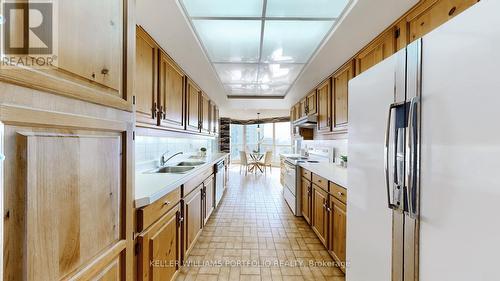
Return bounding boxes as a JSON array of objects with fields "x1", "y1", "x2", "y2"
[{"x1": 230, "y1": 121, "x2": 292, "y2": 165}]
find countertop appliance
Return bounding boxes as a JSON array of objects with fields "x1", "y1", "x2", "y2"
[
  {"x1": 348, "y1": 1, "x2": 500, "y2": 280},
  {"x1": 214, "y1": 160, "x2": 225, "y2": 208}
]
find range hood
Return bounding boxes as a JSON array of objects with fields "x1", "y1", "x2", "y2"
[{"x1": 293, "y1": 115, "x2": 317, "y2": 128}]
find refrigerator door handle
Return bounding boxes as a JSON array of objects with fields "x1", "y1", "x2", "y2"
[
  {"x1": 406, "y1": 96, "x2": 420, "y2": 218},
  {"x1": 385, "y1": 102, "x2": 404, "y2": 210}
]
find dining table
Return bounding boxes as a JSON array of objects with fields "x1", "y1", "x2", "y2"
[{"x1": 248, "y1": 152, "x2": 265, "y2": 173}]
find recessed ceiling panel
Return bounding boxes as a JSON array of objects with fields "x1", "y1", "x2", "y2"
[
  {"x1": 214, "y1": 64, "x2": 258, "y2": 84},
  {"x1": 266, "y1": 0, "x2": 349, "y2": 18},
  {"x1": 193, "y1": 20, "x2": 261, "y2": 62},
  {"x1": 261, "y1": 21, "x2": 334, "y2": 63},
  {"x1": 225, "y1": 83, "x2": 289, "y2": 96},
  {"x1": 258, "y1": 64, "x2": 303, "y2": 85},
  {"x1": 182, "y1": 0, "x2": 264, "y2": 17}
]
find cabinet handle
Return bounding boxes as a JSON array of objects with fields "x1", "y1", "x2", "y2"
[
  {"x1": 152, "y1": 102, "x2": 158, "y2": 118},
  {"x1": 163, "y1": 201, "x2": 171, "y2": 207},
  {"x1": 337, "y1": 191, "x2": 344, "y2": 197},
  {"x1": 179, "y1": 216, "x2": 184, "y2": 223},
  {"x1": 326, "y1": 206, "x2": 332, "y2": 213},
  {"x1": 159, "y1": 105, "x2": 165, "y2": 119},
  {"x1": 101, "y1": 68, "x2": 109, "y2": 75}
]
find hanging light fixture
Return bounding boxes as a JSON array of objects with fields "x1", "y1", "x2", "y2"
[{"x1": 256, "y1": 112, "x2": 261, "y2": 133}]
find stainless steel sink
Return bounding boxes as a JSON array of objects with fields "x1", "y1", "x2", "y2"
[
  {"x1": 177, "y1": 161, "x2": 206, "y2": 166},
  {"x1": 146, "y1": 166, "x2": 195, "y2": 174}
]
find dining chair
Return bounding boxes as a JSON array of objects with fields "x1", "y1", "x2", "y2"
[
  {"x1": 239, "y1": 151, "x2": 250, "y2": 175},
  {"x1": 259, "y1": 151, "x2": 273, "y2": 174}
]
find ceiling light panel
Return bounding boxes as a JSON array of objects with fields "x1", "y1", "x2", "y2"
[
  {"x1": 258, "y1": 64, "x2": 303, "y2": 85},
  {"x1": 214, "y1": 63, "x2": 259, "y2": 84},
  {"x1": 193, "y1": 20, "x2": 261, "y2": 62},
  {"x1": 266, "y1": 0, "x2": 349, "y2": 18},
  {"x1": 261, "y1": 20, "x2": 334, "y2": 63},
  {"x1": 182, "y1": 0, "x2": 264, "y2": 17}
]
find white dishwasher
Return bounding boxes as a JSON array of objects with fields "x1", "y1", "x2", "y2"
[{"x1": 215, "y1": 160, "x2": 225, "y2": 208}]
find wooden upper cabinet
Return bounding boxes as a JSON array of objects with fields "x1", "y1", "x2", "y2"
[
  {"x1": 356, "y1": 28, "x2": 396, "y2": 75},
  {"x1": 186, "y1": 79, "x2": 201, "y2": 132},
  {"x1": 200, "y1": 92, "x2": 211, "y2": 134},
  {"x1": 299, "y1": 99, "x2": 307, "y2": 119},
  {"x1": 138, "y1": 206, "x2": 180, "y2": 281},
  {"x1": 333, "y1": 61, "x2": 354, "y2": 130},
  {"x1": 312, "y1": 184, "x2": 329, "y2": 247},
  {"x1": 135, "y1": 27, "x2": 158, "y2": 125},
  {"x1": 329, "y1": 197, "x2": 347, "y2": 273},
  {"x1": 307, "y1": 91, "x2": 318, "y2": 116},
  {"x1": 211, "y1": 103, "x2": 219, "y2": 135},
  {"x1": 159, "y1": 51, "x2": 185, "y2": 130},
  {"x1": 317, "y1": 79, "x2": 332, "y2": 133},
  {"x1": 58, "y1": 0, "x2": 123, "y2": 92},
  {"x1": 407, "y1": 0, "x2": 478, "y2": 43}
]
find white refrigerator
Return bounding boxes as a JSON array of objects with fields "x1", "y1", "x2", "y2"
[{"x1": 347, "y1": 0, "x2": 500, "y2": 280}]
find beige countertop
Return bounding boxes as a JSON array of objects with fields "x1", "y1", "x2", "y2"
[
  {"x1": 135, "y1": 153, "x2": 229, "y2": 208},
  {"x1": 298, "y1": 162, "x2": 348, "y2": 189}
]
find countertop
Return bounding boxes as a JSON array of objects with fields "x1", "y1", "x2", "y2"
[
  {"x1": 135, "y1": 153, "x2": 229, "y2": 208},
  {"x1": 298, "y1": 162, "x2": 348, "y2": 189}
]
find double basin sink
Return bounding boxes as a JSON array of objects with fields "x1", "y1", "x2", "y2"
[{"x1": 145, "y1": 161, "x2": 206, "y2": 174}]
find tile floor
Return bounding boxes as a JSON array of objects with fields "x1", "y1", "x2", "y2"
[{"x1": 175, "y1": 165, "x2": 345, "y2": 281}]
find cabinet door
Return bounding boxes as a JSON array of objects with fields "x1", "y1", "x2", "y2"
[
  {"x1": 356, "y1": 28, "x2": 396, "y2": 75},
  {"x1": 184, "y1": 186, "x2": 203, "y2": 255},
  {"x1": 200, "y1": 93, "x2": 211, "y2": 134},
  {"x1": 329, "y1": 197, "x2": 347, "y2": 273},
  {"x1": 333, "y1": 61, "x2": 354, "y2": 129},
  {"x1": 299, "y1": 99, "x2": 307, "y2": 118},
  {"x1": 92, "y1": 258, "x2": 121, "y2": 281},
  {"x1": 58, "y1": 0, "x2": 122, "y2": 91},
  {"x1": 408, "y1": 0, "x2": 477, "y2": 43},
  {"x1": 312, "y1": 184, "x2": 329, "y2": 246},
  {"x1": 135, "y1": 26, "x2": 158, "y2": 125},
  {"x1": 307, "y1": 91, "x2": 317, "y2": 116},
  {"x1": 317, "y1": 79, "x2": 332, "y2": 133},
  {"x1": 138, "y1": 206, "x2": 180, "y2": 281},
  {"x1": 203, "y1": 175, "x2": 215, "y2": 225},
  {"x1": 301, "y1": 178, "x2": 312, "y2": 225},
  {"x1": 159, "y1": 51, "x2": 185, "y2": 130},
  {"x1": 186, "y1": 80, "x2": 201, "y2": 132},
  {"x1": 213, "y1": 106, "x2": 220, "y2": 135}
]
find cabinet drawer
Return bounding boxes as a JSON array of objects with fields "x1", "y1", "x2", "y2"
[
  {"x1": 301, "y1": 168, "x2": 312, "y2": 180},
  {"x1": 137, "y1": 187, "x2": 181, "y2": 232},
  {"x1": 330, "y1": 182, "x2": 347, "y2": 204},
  {"x1": 183, "y1": 167, "x2": 213, "y2": 197},
  {"x1": 312, "y1": 174, "x2": 329, "y2": 192}
]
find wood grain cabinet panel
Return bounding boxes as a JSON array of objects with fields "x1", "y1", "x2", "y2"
[
  {"x1": 407, "y1": 0, "x2": 478, "y2": 43},
  {"x1": 329, "y1": 197, "x2": 347, "y2": 273},
  {"x1": 299, "y1": 99, "x2": 307, "y2": 118},
  {"x1": 203, "y1": 175, "x2": 215, "y2": 225},
  {"x1": 138, "y1": 206, "x2": 180, "y2": 281},
  {"x1": 92, "y1": 258, "x2": 121, "y2": 281},
  {"x1": 333, "y1": 61, "x2": 354, "y2": 130},
  {"x1": 317, "y1": 79, "x2": 332, "y2": 133},
  {"x1": 200, "y1": 93, "x2": 211, "y2": 134},
  {"x1": 356, "y1": 28, "x2": 396, "y2": 75},
  {"x1": 183, "y1": 186, "x2": 203, "y2": 256},
  {"x1": 159, "y1": 51, "x2": 185, "y2": 130},
  {"x1": 186, "y1": 80, "x2": 201, "y2": 132},
  {"x1": 3, "y1": 127, "x2": 126, "y2": 281},
  {"x1": 301, "y1": 178, "x2": 312, "y2": 225},
  {"x1": 58, "y1": 0, "x2": 123, "y2": 92},
  {"x1": 135, "y1": 26, "x2": 158, "y2": 125},
  {"x1": 312, "y1": 184, "x2": 329, "y2": 247},
  {"x1": 307, "y1": 91, "x2": 317, "y2": 116}
]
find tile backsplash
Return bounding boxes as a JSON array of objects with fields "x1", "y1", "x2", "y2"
[
  {"x1": 302, "y1": 139, "x2": 348, "y2": 164},
  {"x1": 135, "y1": 135, "x2": 215, "y2": 165}
]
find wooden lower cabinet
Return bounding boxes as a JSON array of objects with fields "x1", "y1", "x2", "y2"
[
  {"x1": 183, "y1": 185, "x2": 203, "y2": 256},
  {"x1": 301, "y1": 178, "x2": 312, "y2": 225},
  {"x1": 93, "y1": 258, "x2": 122, "y2": 281},
  {"x1": 329, "y1": 196, "x2": 347, "y2": 273},
  {"x1": 203, "y1": 175, "x2": 215, "y2": 225},
  {"x1": 311, "y1": 184, "x2": 329, "y2": 246},
  {"x1": 137, "y1": 206, "x2": 181, "y2": 281}
]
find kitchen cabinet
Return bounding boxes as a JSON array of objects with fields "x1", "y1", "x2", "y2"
[
  {"x1": 317, "y1": 79, "x2": 332, "y2": 133},
  {"x1": 299, "y1": 98, "x2": 307, "y2": 119},
  {"x1": 159, "y1": 51, "x2": 185, "y2": 130},
  {"x1": 312, "y1": 184, "x2": 329, "y2": 246},
  {"x1": 355, "y1": 28, "x2": 396, "y2": 75},
  {"x1": 329, "y1": 196, "x2": 347, "y2": 273},
  {"x1": 186, "y1": 79, "x2": 201, "y2": 132},
  {"x1": 183, "y1": 185, "x2": 203, "y2": 256},
  {"x1": 212, "y1": 104, "x2": 220, "y2": 135},
  {"x1": 137, "y1": 205, "x2": 181, "y2": 281},
  {"x1": 332, "y1": 61, "x2": 354, "y2": 130},
  {"x1": 407, "y1": 0, "x2": 478, "y2": 43},
  {"x1": 203, "y1": 175, "x2": 215, "y2": 225},
  {"x1": 301, "y1": 178, "x2": 312, "y2": 225},
  {"x1": 307, "y1": 91, "x2": 318, "y2": 116},
  {"x1": 135, "y1": 26, "x2": 158, "y2": 125},
  {"x1": 200, "y1": 92, "x2": 211, "y2": 134}
]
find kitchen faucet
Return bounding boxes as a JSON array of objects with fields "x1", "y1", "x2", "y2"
[{"x1": 160, "y1": 151, "x2": 183, "y2": 167}]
